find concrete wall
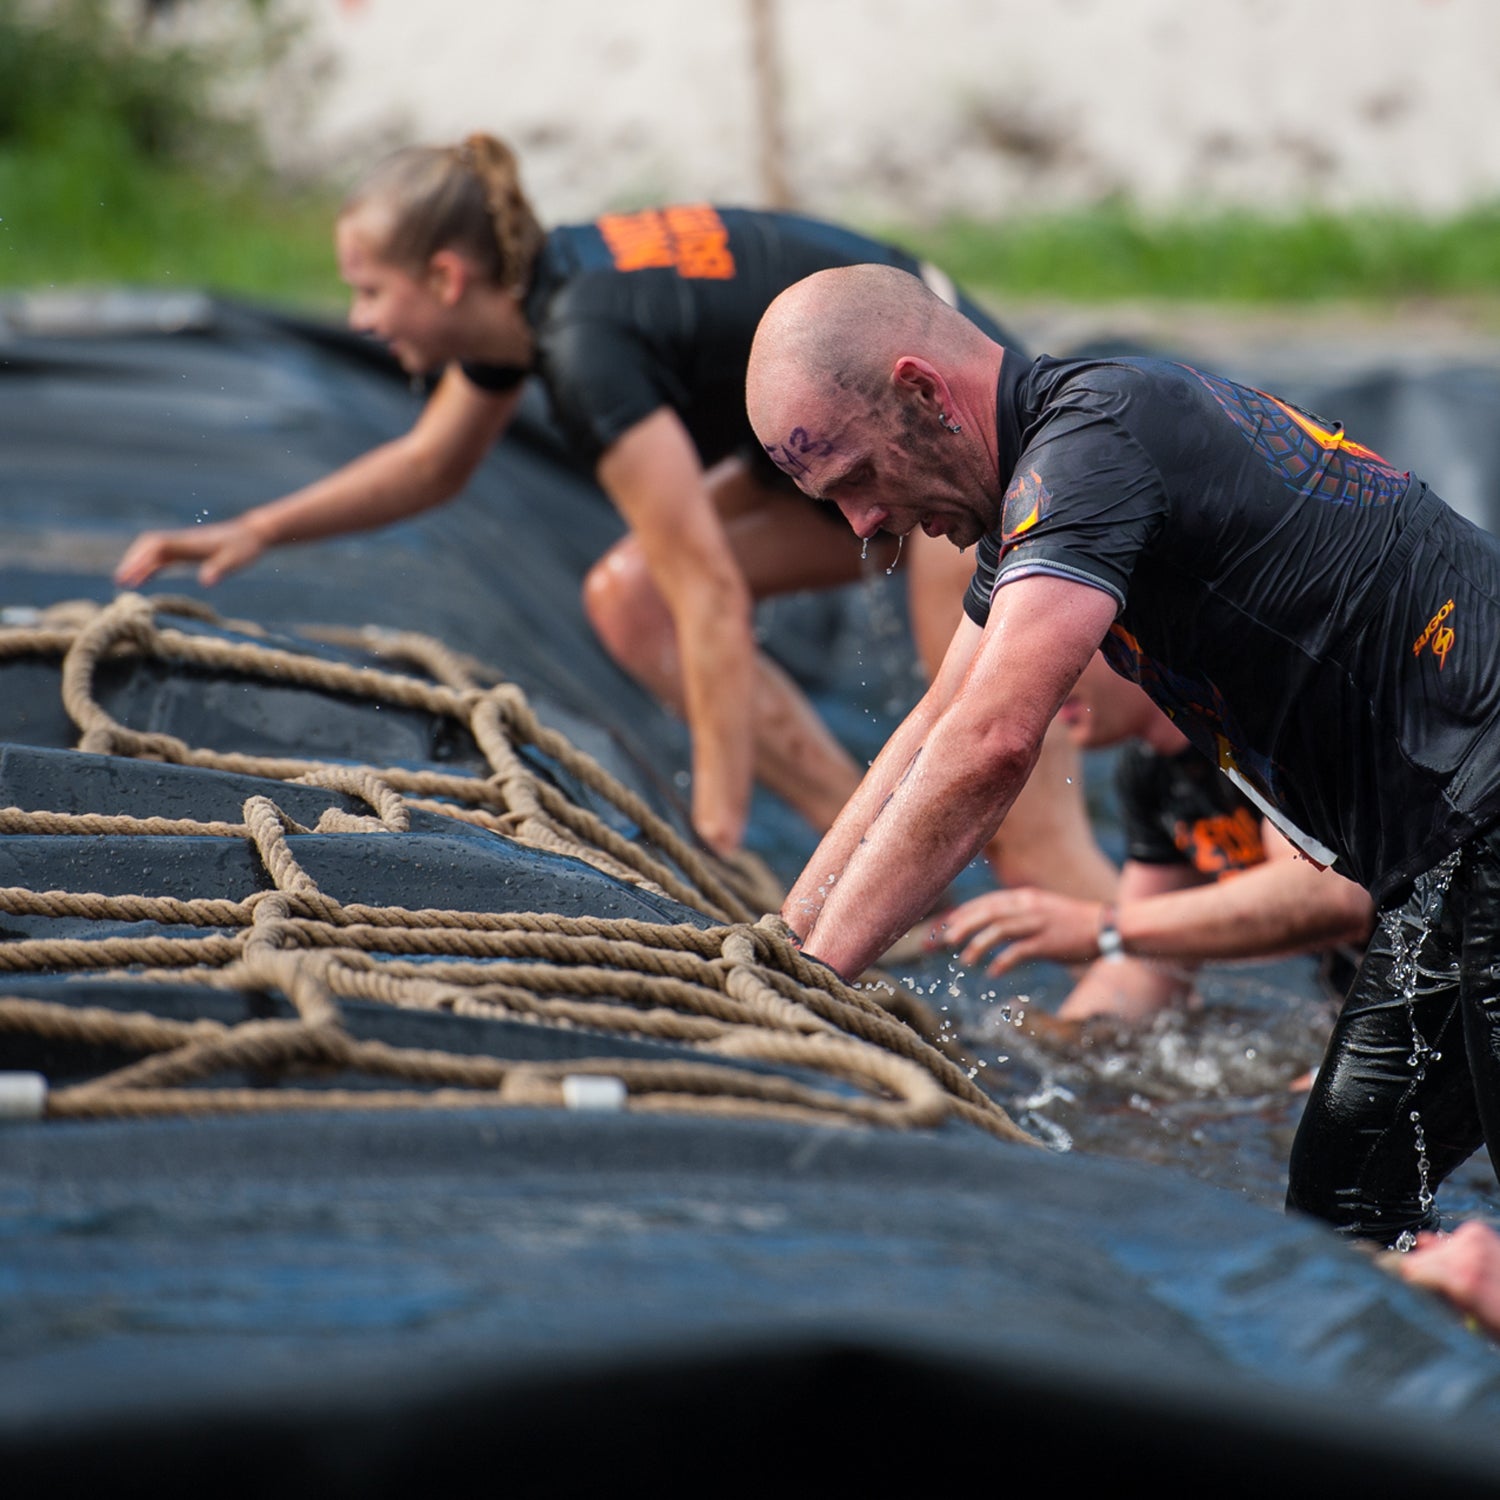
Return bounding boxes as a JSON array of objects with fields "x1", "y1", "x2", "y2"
[{"x1": 247, "y1": 0, "x2": 1500, "y2": 226}]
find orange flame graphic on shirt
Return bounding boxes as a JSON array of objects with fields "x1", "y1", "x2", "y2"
[
  {"x1": 1268, "y1": 396, "x2": 1391, "y2": 465},
  {"x1": 1001, "y1": 468, "x2": 1047, "y2": 544}
]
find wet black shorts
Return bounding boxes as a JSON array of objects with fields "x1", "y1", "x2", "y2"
[{"x1": 1286, "y1": 826, "x2": 1500, "y2": 1245}]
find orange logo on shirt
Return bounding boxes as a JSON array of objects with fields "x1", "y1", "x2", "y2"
[
  {"x1": 1413, "y1": 598, "x2": 1456, "y2": 669},
  {"x1": 1174, "y1": 806, "x2": 1265, "y2": 875},
  {"x1": 597, "y1": 205, "x2": 735, "y2": 279}
]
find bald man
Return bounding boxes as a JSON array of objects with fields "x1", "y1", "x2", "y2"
[{"x1": 746, "y1": 262, "x2": 1500, "y2": 1247}]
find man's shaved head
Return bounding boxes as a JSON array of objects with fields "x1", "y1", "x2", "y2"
[
  {"x1": 747, "y1": 264, "x2": 999, "y2": 487},
  {"x1": 748, "y1": 264, "x2": 959, "y2": 436},
  {"x1": 746, "y1": 263, "x2": 1006, "y2": 547}
]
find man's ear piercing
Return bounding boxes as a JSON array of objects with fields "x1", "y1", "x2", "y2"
[{"x1": 938, "y1": 411, "x2": 962, "y2": 433}]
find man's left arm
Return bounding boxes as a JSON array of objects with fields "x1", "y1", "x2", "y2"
[{"x1": 798, "y1": 574, "x2": 1118, "y2": 978}]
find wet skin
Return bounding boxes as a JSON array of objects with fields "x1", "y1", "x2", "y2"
[{"x1": 760, "y1": 416, "x2": 993, "y2": 550}]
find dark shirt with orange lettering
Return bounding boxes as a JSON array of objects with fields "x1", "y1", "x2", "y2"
[
  {"x1": 1115, "y1": 743, "x2": 1264, "y2": 878},
  {"x1": 461, "y1": 206, "x2": 1018, "y2": 469},
  {"x1": 962, "y1": 353, "x2": 1500, "y2": 905}
]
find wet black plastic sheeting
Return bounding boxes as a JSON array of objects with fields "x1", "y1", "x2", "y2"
[
  {"x1": 7, "y1": 295, "x2": 1500, "y2": 1483},
  {"x1": 0, "y1": 744, "x2": 703, "y2": 926},
  {"x1": 0, "y1": 295, "x2": 699, "y2": 834},
  {"x1": 5, "y1": 1112, "x2": 1500, "y2": 1492}
]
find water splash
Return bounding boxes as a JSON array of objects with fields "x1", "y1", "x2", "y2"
[
  {"x1": 885, "y1": 532, "x2": 905, "y2": 575},
  {"x1": 860, "y1": 536, "x2": 870, "y2": 562},
  {"x1": 1412, "y1": 1110, "x2": 1434, "y2": 1217},
  {"x1": 849, "y1": 533, "x2": 928, "y2": 717},
  {"x1": 1020, "y1": 1110, "x2": 1074, "y2": 1153},
  {"x1": 1381, "y1": 847, "x2": 1460, "y2": 1223}
]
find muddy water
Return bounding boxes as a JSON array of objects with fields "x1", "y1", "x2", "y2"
[
  {"x1": 888, "y1": 944, "x2": 1500, "y2": 1225},
  {"x1": 763, "y1": 578, "x2": 1500, "y2": 1232}
]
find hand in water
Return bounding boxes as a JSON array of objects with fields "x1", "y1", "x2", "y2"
[
  {"x1": 925, "y1": 887, "x2": 1105, "y2": 975},
  {"x1": 1382, "y1": 1221, "x2": 1500, "y2": 1339}
]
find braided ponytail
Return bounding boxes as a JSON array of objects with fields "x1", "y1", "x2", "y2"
[{"x1": 340, "y1": 132, "x2": 545, "y2": 291}]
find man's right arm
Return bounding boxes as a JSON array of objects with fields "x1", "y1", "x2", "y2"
[
  {"x1": 115, "y1": 368, "x2": 519, "y2": 587},
  {"x1": 782, "y1": 611, "x2": 986, "y2": 940},
  {"x1": 787, "y1": 574, "x2": 1118, "y2": 977}
]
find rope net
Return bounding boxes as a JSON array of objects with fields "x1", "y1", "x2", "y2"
[{"x1": 0, "y1": 594, "x2": 1036, "y2": 1145}]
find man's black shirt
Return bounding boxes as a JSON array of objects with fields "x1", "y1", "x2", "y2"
[{"x1": 964, "y1": 354, "x2": 1500, "y2": 903}]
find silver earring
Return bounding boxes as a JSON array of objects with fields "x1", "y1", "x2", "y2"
[{"x1": 938, "y1": 411, "x2": 962, "y2": 433}]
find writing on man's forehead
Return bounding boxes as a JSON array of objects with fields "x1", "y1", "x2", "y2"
[{"x1": 762, "y1": 426, "x2": 836, "y2": 481}]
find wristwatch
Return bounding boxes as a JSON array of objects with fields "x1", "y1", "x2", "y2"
[{"x1": 1097, "y1": 904, "x2": 1125, "y2": 961}]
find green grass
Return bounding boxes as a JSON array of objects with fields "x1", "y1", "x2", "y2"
[
  {"x1": 0, "y1": 153, "x2": 342, "y2": 308},
  {"x1": 2, "y1": 4, "x2": 1497, "y2": 316},
  {"x1": 0, "y1": 145, "x2": 345, "y2": 311},
  {"x1": 6, "y1": 169, "x2": 1498, "y2": 318},
  {"x1": 0, "y1": 0, "x2": 348, "y2": 314},
  {"x1": 897, "y1": 202, "x2": 1500, "y2": 306}
]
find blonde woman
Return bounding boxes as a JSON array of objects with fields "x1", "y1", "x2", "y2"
[{"x1": 117, "y1": 134, "x2": 1110, "y2": 899}]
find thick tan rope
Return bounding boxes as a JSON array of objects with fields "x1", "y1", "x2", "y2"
[
  {"x1": 0, "y1": 596, "x2": 1037, "y2": 1144},
  {"x1": 0, "y1": 793, "x2": 1033, "y2": 1140},
  {"x1": 21, "y1": 592, "x2": 755, "y2": 920}
]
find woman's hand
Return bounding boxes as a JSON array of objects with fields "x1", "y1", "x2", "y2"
[{"x1": 115, "y1": 518, "x2": 266, "y2": 588}]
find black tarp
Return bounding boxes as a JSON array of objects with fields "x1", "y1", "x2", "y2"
[{"x1": 5, "y1": 291, "x2": 1500, "y2": 1491}]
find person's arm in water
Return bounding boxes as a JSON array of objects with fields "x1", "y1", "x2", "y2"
[
  {"x1": 593, "y1": 408, "x2": 757, "y2": 857},
  {"x1": 930, "y1": 822, "x2": 1374, "y2": 978},
  {"x1": 787, "y1": 573, "x2": 1118, "y2": 978},
  {"x1": 1055, "y1": 861, "x2": 1199, "y2": 1022},
  {"x1": 1384, "y1": 1221, "x2": 1500, "y2": 1339},
  {"x1": 935, "y1": 859, "x2": 1201, "y2": 1023},
  {"x1": 115, "y1": 368, "x2": 520, "y2": 587}
]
